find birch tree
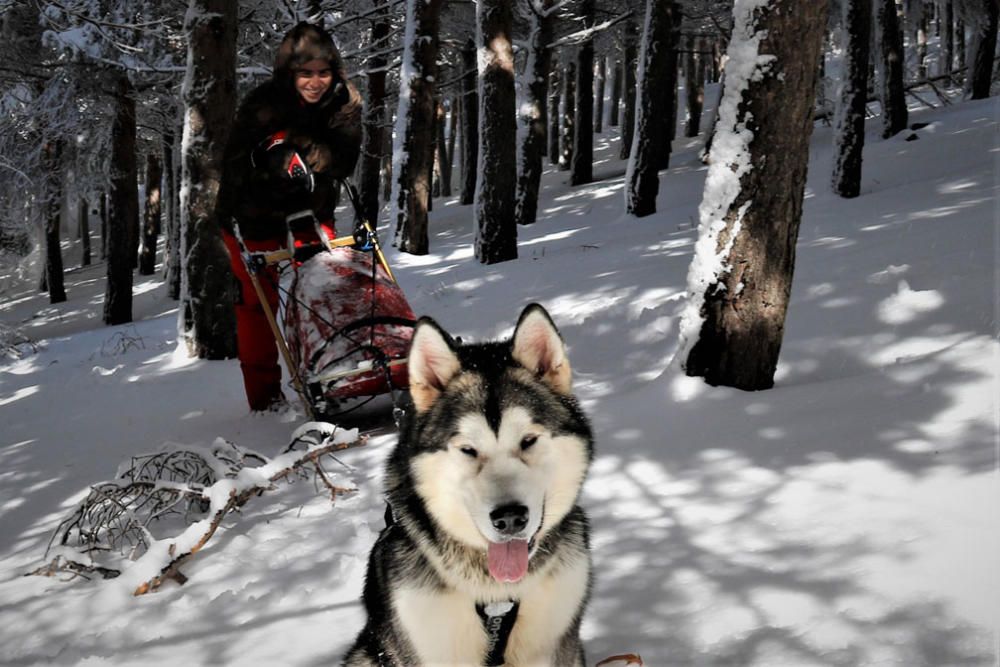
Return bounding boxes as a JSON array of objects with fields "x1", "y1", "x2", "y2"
[
  {"x1": 474, "y1": 0, "x2": 518, "y2": 264},
  {"x1": 678, "y1": 0, "x2": 829, "y2": 390}
]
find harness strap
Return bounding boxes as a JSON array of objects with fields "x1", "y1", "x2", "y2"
[{"x1": 476, "y1": 600, "x2": 520, "y2": 667}]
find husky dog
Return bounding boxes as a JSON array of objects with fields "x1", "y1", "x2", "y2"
[{"x1": 344, "y1": 304, "x2": 593, "y2": 667}]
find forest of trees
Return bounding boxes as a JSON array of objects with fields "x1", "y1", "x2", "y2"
[{"x1": 0, "y1": 0, "x2": 997, "y2": 389}]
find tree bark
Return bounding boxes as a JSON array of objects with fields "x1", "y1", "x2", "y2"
[
  {"x1": 164, "y1": 130, "x2": 181, "y2": 300},
  {"x1": 684, "y1": 0, "x2": 829, "y2": 390},
  {"x1": 139, "y1": 153, "x2": 162, "y2": 275},
  {"x1": 179, "y1": 0, "x2": 236, "y2": 357},
  {"x1": 104, "y1": 73, "x2": 136, "y2": 325},
  {"x1": 943, "y1": 0, "x2": 954, "y2": 80},
  {"x1": 594, "y1": 56, "x2": 606, "y2": 133},
  {"x1": 99, "y1": 192, "x2": 108, "y2": 261},
  {"x1": 559, "y1": 61, "x2": 576, "y2": 170},
  {"x1": 444, "y1": 97, "x2": 457, "y2": 195},
  {"x1": 474, "y1": 0, "x2": 518, "y2": 264},
  {"x1": 459, "y1": 38, "x2": 478, "y2": 205},
  {"x1": 609, "y1": 58, "x2": 622, "y2": 126},
  {"x1": 832, "y1": 0, "x2": 872, "y2": 198},
  {"x1": 625, "y1": 0, "x2": 678, "y2": 217},
  {"x1": 358, "y1": 0, "x2": 390, "y2": 224},
  {"x1": 79, "y1": 197, "x2": 91, "y2": 267},
  {"x1": 876, "y1": 0, "x2": 907, "y2": 137},
  {"x1": 515, "y1": 0, "x2": 555, "y2": 226},
  {"x1": 970, "y1": 0, "x2": 999, "y2": 99},
  {"x1": 548, "y1": 64, "x2": 561, "y2": 164},
  {"x1": 685, "y1": 36, "x2": 705, "y2": 137},
  {"x1": 570, "y1": 0, "x2": 595, "y2": 185},
  {"x1": 658, "y1": 13, "x2": 681, "y2": 170},
  {"x1": 433, "y1": 99, "x2": 447, "y2": 197},
  {"x1": 42, "y1": 140, "x2": 66, "y2": 304},
  {"x1": 619, "y1": 19, "x2": 638, "y2": 159},
  {"x1": 391, "y1": 0, "x2": 442, "y2": 254}
]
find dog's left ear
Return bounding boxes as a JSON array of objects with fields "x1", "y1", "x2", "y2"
[{"x1": 512, "y1": 303, "x2": 572, "y2": 395}]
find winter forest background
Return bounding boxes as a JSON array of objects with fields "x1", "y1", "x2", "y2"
[{"x1": 1, "y1": 0, "x2": 998, "y2": 665}]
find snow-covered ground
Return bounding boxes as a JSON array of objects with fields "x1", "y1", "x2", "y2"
[{"x1": 0, "y1": 94, "x2": 996, "y2": 665}]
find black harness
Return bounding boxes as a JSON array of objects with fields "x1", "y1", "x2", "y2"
[{"x1": 384, "y1": 503, "x2": 520, "y2": 666}]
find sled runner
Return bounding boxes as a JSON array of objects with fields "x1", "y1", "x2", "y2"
[{"x1": 234, "y1": 180, "x2": 415, "y2": 420}]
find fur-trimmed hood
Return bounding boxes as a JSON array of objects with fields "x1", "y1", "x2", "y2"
[{"x1": 273, "y1": 22, "x2": 346, "y2": 104}]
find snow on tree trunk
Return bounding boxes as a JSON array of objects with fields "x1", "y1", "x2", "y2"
[
  {"x1": 685, "y1": 36, "x2": 705, "y2": 138},
  {"x1": 548, "y1": 65, "x2": 561, "y2": 164},
  {"x1": 832, "y1": 0, "x2": 872, "y2": 198},
  {"x1": 876, "y1": 0, "x2": 907, "y2": 137},
  {"x1": 570, "y1": 0, "x2": 595, "y2": 186},
  {"x1": 179, "y1": 0, "x2": 236, "y2": 358},
  {"x1": 105, "y1": 72, "x2": 136, "y2": 326},
  {"x1": 970, "y1": 0, "x2": 998, "y2": 99},
  {"x1": 619, "y1": 19, "x2": 639, "y2": 160},
  {"x1": 390, "y1": 0, "x2": 442, "y2": 254},
  {"x1": 594, "y1": 56, "x2": 606, "y2": 133},
  {"x1": 624, "y1": 0, "x2": 679, "y2": 218},
  {"x1": 42, "y1": 140, "x2": 66, "y2": 304},
  {"x1": 678, "y1": 0, "x2": 829, "y2": 391},
  {"x1": 139, "y1": 153, "x2": 162, "y2": 276},
  {"x1": 460, "y1": 39, "x2": 479, "y2": 205},
  {"x1": 358, "y1": 0, "x2": 390, "y2": 224},
  {"x1": 474, "y1": 0, "x2": 518, "y2": 264},
  {"x1": 515, "y1": 0, "x2": 555, "y2": 226},
  {"x1": 78, "y1": 197, "x2": 90, "y2": 267},
  {"x1": 559, "y1": 61, "x2": 576, "y2": 170}
]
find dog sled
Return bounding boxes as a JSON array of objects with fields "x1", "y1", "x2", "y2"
[{"x1": 233, "y1": 180, "x2": 415, "y2": 420}]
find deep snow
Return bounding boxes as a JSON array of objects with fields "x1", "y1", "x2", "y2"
[{"x1": 0, "y1": 92, "x2": 997, "y2": 665}]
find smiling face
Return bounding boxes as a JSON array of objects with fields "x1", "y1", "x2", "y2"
[{"x1": 294, "y1": 58, "x2": 333, "y2": 104}]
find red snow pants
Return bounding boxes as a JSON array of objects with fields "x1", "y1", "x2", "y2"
[{"x1": 222, "y1": 222, "x2": 336, "y2": 411}]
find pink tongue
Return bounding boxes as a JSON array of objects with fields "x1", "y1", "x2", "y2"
[{"x1": 487, "y1": 540, "x2": 530, "y2": 582}]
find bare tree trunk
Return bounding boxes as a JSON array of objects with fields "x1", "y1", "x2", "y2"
[
  {"x1": 683, "y1": 0, "x2": 829, "y2": 390},
  {"x1": 594, "y1": 55, "x2": 606, "y2": 133},
  {"x1": 99, "y1": 191, "x2": 107, "y2": 261},
  {"x1": 658, "y1": 13, "x2": 681, "y2": 170},
  {"x1": 444, "y1": 97, "x2": 457, "y2": 195},
  {"x1": 609, "y1": 58, "x2": 622, "y2": 126},
  {"x1": 943, "y1": 0, "x2": 954, "y2": 80},
  {"x1": 970, "y1": 0, "x2": 999, "y2": 99},
  {"x1": 956, "y1": 17, "x2": 966, "y2": 79},
  {"x1": 104, "y1": 72, "x2": 136, "y2": 325},
  {"x1": 916, "y1": 3, "x2": 929, "y2": 80},
  {"x1": 433, "y1": 99, "x2": 447, "y2": 197},
  {"x1": 515, "y1": 0, "x2": 555, "y2": 226},
  {"x1": 164, "y1": 130, "x2": 182, "y2": 300},
  {"x1": 876, "y1": 0, "x2": 907, "y2": 137},
  {"x1": 79, "y1": 197, "x2": 91, "y2": 267},
  {"x1": 358, "y1": 0, "x2": 390, "y2": 224},
  {"x1": 570, "y1": 0, "x2": 595, "y2": 185},
  {"x1": 459, "y1": 38, "x2": 478, "y2": 205},
  {"x1": 548, "y1": 64, "x2": 561, "y2": 164},
  {"x1": 833, "y1": 0, "x2": 872, "y2": 198},
  {"x1": 139, "y1": 153, "x2": 162, "y2": 275},
  {"x1": 42, "y1": 140, "x2": 66, "y2": 304},
  {"x1": 685, "y1": 36, "x2": 705, "y2": 137},
  {"x1": 625, "y1": 0, "x2": 678, "y2": 217},
  {"x1": 474, "y1": 0, "x2": 518, "y2": 264},
  {"x1": 179, "y1": 0, "x2": 236, "y2": 357},
  {"x1": 391, "y1": 0, "x2": 442, "y2": 254},
  {"x1": 559, "y1": 60, "x2": 576, "y2": 170},
  {"x1": 619, "y1": 19, "x2": 638, "y2": 159}
]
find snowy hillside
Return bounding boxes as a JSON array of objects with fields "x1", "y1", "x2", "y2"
[{"x1": 0, "y1": 95, "x2": 996, "y2": 665}]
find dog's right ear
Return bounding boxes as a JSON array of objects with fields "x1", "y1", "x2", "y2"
[{"x1": 408, "y1": 317, "x2": 461, "y2": 413}]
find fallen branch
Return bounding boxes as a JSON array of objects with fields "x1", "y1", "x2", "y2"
[{"x1": 34, "y1": 425, "x2": 366, "y2": 596}]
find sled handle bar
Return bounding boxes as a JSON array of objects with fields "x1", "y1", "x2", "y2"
[{"x1": 245, "y1": 235, "x2": 359, "y2": 266}]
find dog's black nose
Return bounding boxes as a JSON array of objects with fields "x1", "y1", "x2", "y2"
[{"x1": 490, "y1": 503, "x2": 529, "y2": 536}]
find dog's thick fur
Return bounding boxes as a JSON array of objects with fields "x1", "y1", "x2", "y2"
[{"x1": 344, "y1": 304, "x2": 593, "y2": 666}]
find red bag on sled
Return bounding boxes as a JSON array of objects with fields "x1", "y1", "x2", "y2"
[{"x1": 283, "y1": 246, "x2": 415, "y2": 412}]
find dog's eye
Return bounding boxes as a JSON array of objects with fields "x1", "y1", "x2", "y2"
[
  {"x1": 459, "y1": 446, "x2": 478, "y2": 458},
  {"x1": 520, "y1": 434, "x2": 538, "y2": 451}
]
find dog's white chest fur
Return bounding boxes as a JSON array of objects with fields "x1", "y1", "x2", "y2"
[{"x1": 393, "y1": 556, "x2": 589, "y2": 667}]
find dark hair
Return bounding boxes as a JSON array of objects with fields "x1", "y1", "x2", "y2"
[{"x1": 273, "y1": 23, "x2": 346, "y2": 106}]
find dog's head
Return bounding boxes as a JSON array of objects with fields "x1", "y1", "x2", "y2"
[{"x1": 396, "y1": 304, "x2": 592, "y2": 583}]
